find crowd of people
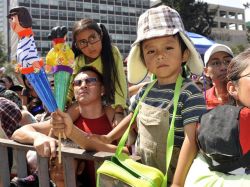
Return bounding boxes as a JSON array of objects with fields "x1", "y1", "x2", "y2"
[{"x1": 1, "y1": 4, "x2": 250, "y2": 187}]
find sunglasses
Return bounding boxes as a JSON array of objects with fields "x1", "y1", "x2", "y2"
[{"x1": 73, "y1": 77, "x2": 98, "y2": 87}]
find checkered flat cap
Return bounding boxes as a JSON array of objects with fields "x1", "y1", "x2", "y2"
[
  {"x1": 0, "y1": 97, "x2": 21, "y2": 138},
  {"x1": 132, "y1": 5, "x2": 185, "y2": 46}
]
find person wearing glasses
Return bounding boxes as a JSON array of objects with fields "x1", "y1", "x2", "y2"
[
  {"x1": 203, "y1": 43, "x2": 233, "y2": 109},
  {"x1": 11, "y1": 66, "x2": 120, "y2": 187},
  {"x1": 68, "y1": 18, "x2": 128, "y2": 127}
]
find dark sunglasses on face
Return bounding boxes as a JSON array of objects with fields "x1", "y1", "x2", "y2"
[
  {"x1": 73, "y1": 77, "x2": 98, "y2": 87},
  {"x1": 76, "y1": 33, "x2": 101, "y2": 49}
]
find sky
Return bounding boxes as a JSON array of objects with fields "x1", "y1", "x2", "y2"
[{"x1": 202, "y1": 0, "x2": 250, "y2": 22}]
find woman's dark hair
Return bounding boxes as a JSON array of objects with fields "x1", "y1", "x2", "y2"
[
  {"x1": 139, "y1": 33, "x2": 188, "y2": 78},
  {"x1": 227, "y1": 48, "x2": 250, "y2": 105},
  {"x1": 71, "y1": 19, "x2": 123, "y2": 104},
  {"x1": 2, "y1": 75, "x2": 14, "y2": 87}
]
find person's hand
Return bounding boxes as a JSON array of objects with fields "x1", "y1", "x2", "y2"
[
  {"x1": 33, "y1": 135, "x2": 58, "y2": 158},
  {"x1": 51, "y1": 109, "x2": 74, "y2": 138}
]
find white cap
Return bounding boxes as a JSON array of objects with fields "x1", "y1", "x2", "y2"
[{"x1": 204, "y1": 43, "x2": 233, "y2": 66}]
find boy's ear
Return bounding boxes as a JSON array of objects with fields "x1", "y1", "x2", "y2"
[
  {"x1": 182, "y1": 49, "x2": 190, "y2": 63},
  {"x1": 203, "y1": 67, "x2": 209, "y2": 77},
  {"x1": 227, "y1": 81, "x2": 239, "y2": 100}
]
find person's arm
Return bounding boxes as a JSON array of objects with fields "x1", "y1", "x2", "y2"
[
  {"x1": 51, "y1": 110, "x2": 127, "y2": 153},
  {"x1": 105, "y1": 112, "x2": 134, "y2": 143},
  {"x1": 129, "y1": 82, "x2": 149, "y2": 97},
  {"x1": 171, "y1": 123, "x2": 198, "y2": 187},
  {"x1": 12, "y1": 120, "x2": 51, "y2": 143},
  {"x1": 11, "y1": 121, "x2": 58, "y2": 157}
]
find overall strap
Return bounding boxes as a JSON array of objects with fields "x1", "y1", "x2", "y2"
[
  {"x1": 115, "y1": 75, "x2": 183, "y2": 186},
  {"x1": 162, "y1": 75, "x2": 183, "y2": 186}
]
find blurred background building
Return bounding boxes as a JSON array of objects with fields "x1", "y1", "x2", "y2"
[{"x1": 2, "y1": 0, "x2": 150, "y2": 61}]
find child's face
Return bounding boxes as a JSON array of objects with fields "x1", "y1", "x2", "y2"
[
  {"x1": 75, "y1": 29, "x2": 102, "y2": 60},
  {"x1": 142, "y1": 35, "x2": 188, "y2": 84}
]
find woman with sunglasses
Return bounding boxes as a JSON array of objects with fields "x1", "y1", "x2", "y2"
[{"x1": 68, "y1": 19, "x2": 128, "y2": 127}]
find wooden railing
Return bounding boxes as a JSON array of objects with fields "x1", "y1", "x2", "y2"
[{"x1": 0, "y1": 138, "x2": 115, "y2": 187}]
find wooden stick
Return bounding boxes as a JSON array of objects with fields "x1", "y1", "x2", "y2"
[{"x1": 58, "y1": 132, "x2": 61, "y2": 164}]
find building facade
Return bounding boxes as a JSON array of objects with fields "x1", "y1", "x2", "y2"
[
  {"x1": 208, "y1": 4, "x2": 247, "y2": 47},
  {"x1": 0, "y1": 1, "x2": 9, "y2": 55},
  {"x1": 5, "y1": 0, "x2": 150, "y2": 61}
]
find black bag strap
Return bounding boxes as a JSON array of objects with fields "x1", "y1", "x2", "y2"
[{"x1": 207, "y1": 151, "x2": 250, "y2": 173}]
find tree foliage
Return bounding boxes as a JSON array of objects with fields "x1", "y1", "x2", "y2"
[
  {"x1": 0, "y1": 32, "x2": 7, "y2": 66},
  {"x1": 161, "y1": 0, "x2": 216, "y2": 36}
]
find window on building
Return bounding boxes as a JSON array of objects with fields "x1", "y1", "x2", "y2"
[
  {"x1": 76, "y1": 2, "x2": 83, "y2": 9},
  {"x1": 115, "y1": 6, "x2": 122, "y2": 13},
  {"x1": 41, "y1": 9, "x2": 49, "y2": 16},
  {"x1": 59, "y1": 21, "x2": 67, "y2": 27},
  {"x1": 129, "y1": 17, "x2": 136, "y2": 25},
  {"x1": 76, "y1": 12, "x2": 84, "y2": 20},
  {"x1": 31, "y1": 0, "x2": 39, "y2": 4},
  {"x1": 123, "y1": 16, "x2": 129, "y2": 25},
  {"x1": 108, "y1": 15, "x2": 115, "y2": 23},
  {"x1": 238, "y1": 24, "x2": 244, "y2": 30},
  {"x1": 229, "y1": 23, "x2": 236, "y2": 30},
  {"x1": 40, "y1": 0, "x2": 49, "y2": 5},
  {"x1": 31, "y1": 8, "x2": 40, "y2": 16},
  {"x1": 220, "y1": 22, "x2": 227, "y2": 29},
  {"x1": 238, "y1": 13, "x2": 243, "y2": 20},
  {"x1": 129, "y1": 0, "x2": 135, "y2": 6},
  {"x1": 59, "y1": 1, "x2": 66, "y2": 7},
  {"x1": 101, "y1": 15, "x2": 107, "y2": 22},
  {"x1": 41, "y1": 41, "x2": 50, "y2": 48},
  {"x1": 41, "y1": 20, "x2": 49, "y2": 27},
  {"x1": 51, "y1": 1, "x2": 59, "y2": 6},
  {"x1": 68, "y1": 11, "x2": 75, "y2": 19},
  {"x1": 50, "y1": 20, "x2": 59, "y2": 27},
  {"x1": 50, "y1": 10, "x2": 58, "y2": 17},
  {"x1": 228, "y1": 12, "x2": 236, "y2": 19},
  {"x1": 33, "y1": 19, "x2": 40, "y2": 26},
  {"x1": 107, "y1": 5, "x2": 114, "y2": 12},
  {"x1": 92, "y1": 13, "x2": 100, "y2": 22},
  {"x1": 219, "y1": 11, "x2": 227, "y2": 18},
  {"x1": 84, "y1": 3, "x2": 92, "y2": 10},
  {"x1": 41, "y1": 31, "x2": 50, "y2": 39},
  {"x1": 212, "y1": 21, "x2": 218, "y2": 28},
  {"x1": 92, "y1": 4, "x2": 99, "y2": 12},
  {"x1": 142, "y1": 0, "x2": 149, "y2": 7}
]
